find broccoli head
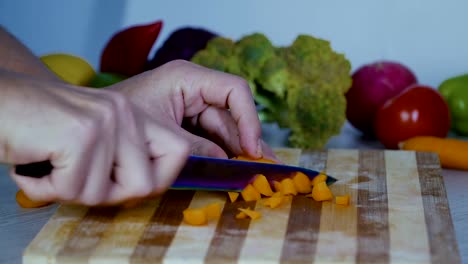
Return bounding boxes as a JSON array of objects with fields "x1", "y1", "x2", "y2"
[
  {"x1": 191, "y1": 32, "x2": 352, "y2": 149},
  {"x1": 191, "y1": 37, "x2": 235, "y2": 72},
  {"x1": 235, "y1": 33, "x2": 275, "y2": 79},
  {"x1": 286, "y1": 35, "x2": 352, "y2": 94}
]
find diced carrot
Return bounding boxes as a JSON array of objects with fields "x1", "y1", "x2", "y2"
[
  {"x1": 292, "y1": 171, "x2": 312, "y2": 194},
  {"x1": 238, "y1": 208, "x2": 262, "y2": 220},
  {"x1": 203, "y1": 202, "x2": 222, "y2": 220},
  {"x1": 183, "y1": 208, "x2": 208, "y2": 226},
  {"x1": 311, "y1": 173, "x2": 328, "y2": 186},
  {"x1": 16, "y1": 190, "x2": 52, "y2": 208},
  {"x1": 236, "y1": 211, "x2": 248, "y2": 219},
  {"x1": 310, "y1": 181, "x2": 333, "y2": 201},
  {"x1": 336, "y1": 195, "x2": 351, "y2": 206},
  {"x1": 228, "y1": 192, "x2": 240, "y2": 203},
  {"x1": 264, "y1": 196, "x2": 284, "y2": 209},
  {"x1": 272, "y1": 191, "x2": 283, "y2": 198},
  {"x1": 241, "y1": 184, "x2": 262, "y2": 202},
  {"x1": 252, "y1": 174, "x2": 274, "y2": 196},
  {"x1": 231, "y1": 155, "x2": 277, "y2": 164},
  {"x1": 280, "y1": 178, "x2": 297, "y2": 196},
  {"x1": 273, "y1": 181, "x2": 283, "y2": 193}
]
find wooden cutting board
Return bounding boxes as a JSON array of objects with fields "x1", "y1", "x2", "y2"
[{"x1": 23, "y1": 148, "x2": 460, "y2": 264}]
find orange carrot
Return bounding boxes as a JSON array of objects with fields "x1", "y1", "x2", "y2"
[
  {"x1": 292, "y1": 171, "x2": 312, "y2": 194},
  {"x1": 238, "y1": 208, "x2": 262, "y2": 220},
  {"x1": 228, "y1": 192, "x2": 240, "y2": 203},
  {"x1": 309, "y1": 182, "x2": 333, "y2": 201},
  {"x1": 335, "y1": 195, "x2": 350, "y2": 206},
  {"x1": 203, "y1": 202, "x2": 222, "y2": 220},
  {"x1": 252, "y1": 174, "x2": 274, "y2": 196},
  {"x1": 399, "y1": 136, "x2": 468, "y2": 170},
  {"x1": 241, "y1": 184, "x2": 262, "y2": 202},
  {"x1": 264, "y1": 196, "x2": 284, "y2": 209},
  {"x1": 311, "y1": 173, "x2": 328, "y2": 186},
  {"x1": 231, "y1": 155, "x2": 277, "y2": 164},
  {"x1": 16, "y1": 190, "x2": 52, "y2": 208},
  {"x1": 182, "y1": 208, "x2": 208, "y2": 226},
  {"x1": 280, "y1": 178, "x2": 297, "y2": 196}
]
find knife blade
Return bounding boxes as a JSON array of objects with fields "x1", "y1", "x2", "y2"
[
  {"x1": 172, "y1": 155, "x2": 336, "y2": 191},
  {"x1": 15, "y1": 155, "x2": 337, "y2": 192}
]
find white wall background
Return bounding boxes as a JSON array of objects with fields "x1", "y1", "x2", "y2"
[{"x1": 1, "y1": 0, "x2": 467, "y2": 88}]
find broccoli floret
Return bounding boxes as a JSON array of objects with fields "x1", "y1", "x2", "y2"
[
  {"x1": 235, "y1": 33, "x2": 276, "y2": 79},
  {"x1": 191, "y1": 37, "x2": 235, "y2": 72},
  {"x1": 287, "y1": 82, "x2": 347, "y2": 149},
  {"x1": 191, "y1": 33, "x2": 352, "y2": 149},
  {"x1": 286, "y1": 35, "x2": 352, "y2": 93},
  {"x1": 283, "y1": 35, "x2": 352, "y2": 148},
  {"x1": 257, "y1": 55, "x2": 289, "y2": 99}
]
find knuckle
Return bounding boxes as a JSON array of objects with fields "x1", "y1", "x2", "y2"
[
  {"x1": 97, "y1": 100, "x2": 117, "y2": 126},
  {"x1": 166, "y1": 59, "x2": 190, "y2": 68},
  {"x1": 108, "y1": 91, "x2": 131, "y2": 112},
  {"x1": 232, "y1": 76, "x2": 250, "y2": 91},
  {"x1": 69, "y1": 115, "x2": 99, "y2": 144}
]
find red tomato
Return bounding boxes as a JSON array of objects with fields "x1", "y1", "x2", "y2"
[{"x1": 374, "y1": 85, "x2": 451, "y2": 149}]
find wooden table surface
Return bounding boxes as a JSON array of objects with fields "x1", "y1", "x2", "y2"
[{"x1": 1, "y1": 122, "x2": 467, "y2": 264}]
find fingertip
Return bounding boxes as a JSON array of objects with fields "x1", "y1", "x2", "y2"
[{"x1": 11, "y1": 172, "x2": 56, "y2": 202}]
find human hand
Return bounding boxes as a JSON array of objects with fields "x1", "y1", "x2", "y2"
[
  {"x1": 110, "y1": 60, "x2": 278, "y2": 161},
  {"x1": 0, "y1": 70, "x2": 190, "y2": 206}
]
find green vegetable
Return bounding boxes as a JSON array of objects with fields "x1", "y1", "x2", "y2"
[
  {"x1": 438, "y1": 74, "x2": 468, "y2": 136},
  {"x1": 191, "y1": 33, "x2": 352, "y2": 149},
  {"x1": 88, "y1": 72, "x2": 127, "y2": 88}
]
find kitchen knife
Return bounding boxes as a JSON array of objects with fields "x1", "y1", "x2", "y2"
[{"x1": 15, "y1": 155, "x2": 337, "y2": 192}]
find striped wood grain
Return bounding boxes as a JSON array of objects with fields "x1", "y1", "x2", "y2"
[{"x1": 23, "y1": 149, "x2": 460, "y2": 264}]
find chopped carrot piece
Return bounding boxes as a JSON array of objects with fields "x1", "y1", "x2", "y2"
[
  {"x1": 252, "y1": 174, "x2": 274, "y2": 196},
  {"x1": 183, "y1": 208, "x2": 208, "y2": 226},
  {"x1": 280, "y1": 178, "x2": 297, "y2": 196},
  {"x1": 236, "y1": 206, "x2": 251, "y2": 219},
  {"x1": 203, "y1": 202, "x2": 222, "y2": 220},
  {"x1": 241, "y1": 184, "x2": 262, "y2": 202},
  {"x1": 228, "y1": 192, "x2": 240, "y2": 203},
  {"x1": 264, "y1": 196, "x2": 284, "y2": 209},
  {"x1": 16, "y1": 190, "x2": 52, "y2": 208},
  {"x1": 336, "y1": 195, "x2": 350, "y2": 206},
  {"x1": 292, "y1": 171, "x2": 312, "y2": 194},
  {"x1": 231, "y1": 155, "x2": 277, "y2": 164},
  {"x1": 273, "y1": 181, "x2": 283, "y2": 193},
  {"x1": 311, "y1": 173, "x2": 328, "y2": 186},
  {"x1": 236, "y1": 211, "x2": 248, "y2": 219},
  {"x1": 238, "y1": 208, "x2": 262, "y2": 220},
  {"x1": 310, "y1": 181, "x2": 333, "y2": 201},
  {"x1": 272, "y1": 191, "x2": 283, "y2": 198}
]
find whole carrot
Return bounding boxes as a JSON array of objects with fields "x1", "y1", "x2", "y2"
[{"x1": 399, "y1": 136, "x2": 468, "y2": 170}]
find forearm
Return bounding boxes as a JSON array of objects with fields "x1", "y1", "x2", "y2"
[{"x1": 0, "y1": 26, "x2": 60, "y2": 81}]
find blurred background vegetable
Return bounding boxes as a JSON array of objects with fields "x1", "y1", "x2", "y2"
[
  {"x1": 345, "y1": 61, "x2": 418, "y2": 137},
  {"x1": 40, "y1": 53, "x2": 96, "y2": 86},
  {"x1": 99, "y1": 20, "x2": 162, "y2": 77},
  {"x1": 374, "y1": 85, "x2": 451, "y2": 149},
  {"x1": 146, "y1": 27, "x2": 218, "y2": 70},
  {"x1": 438, "y1": 74, "x2": 468, "y2": 136},
  {"x1": 191, "y1": 33, "x2": 352, "y2": 149}
]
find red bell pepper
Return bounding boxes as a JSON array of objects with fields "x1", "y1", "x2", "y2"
[{"x1": 100, "y1": 20, "x2": 163, "y2": 77}]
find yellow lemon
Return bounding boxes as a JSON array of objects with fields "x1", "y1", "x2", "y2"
[{"x1": 40, "y1": 53, "x2": 96, "y2": 86}]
